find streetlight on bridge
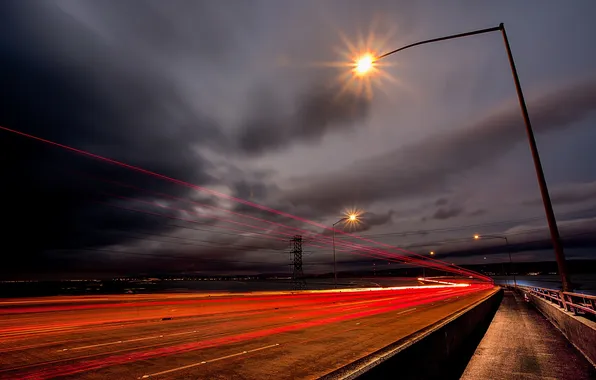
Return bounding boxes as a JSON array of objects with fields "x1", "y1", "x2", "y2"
[
  {"x1": 332, "y1": 213, "x2": 359, "y2": 287},
  {"x1": 423, "y1": 251, "x2": 435, "y2": 278},
  {"x1": 351, "y1": 23, "x2": 571, "y2": 291},
  {"x1": 474, "y1": 234, "x2": 516, "y2": 287}
]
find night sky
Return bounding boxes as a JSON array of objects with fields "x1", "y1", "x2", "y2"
[{"x1": 1, "y1": 1, "x2": 595, "y2": 279}]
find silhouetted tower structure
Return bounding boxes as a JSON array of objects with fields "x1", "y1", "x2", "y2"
[{"x1": 291, "y1": 235, "x2": 305, "y2": 290}]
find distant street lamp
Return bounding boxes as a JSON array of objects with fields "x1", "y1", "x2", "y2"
[
  {"x1": 354, "y1": 23, "x2": 571, "y2": 291},
  {"x1": 474, "y1": 234, "x2": 516, "y2": 287},
  {"x1": 332, "y1": 214, "x2": 359, "y2": 287},
  {"x1": 423, "y1": 251, "x2": 436, "y2": 278}
]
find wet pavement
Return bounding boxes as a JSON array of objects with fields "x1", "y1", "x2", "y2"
[{"x1": 461, "y1": 290, "x2": 596, "y2": 380}]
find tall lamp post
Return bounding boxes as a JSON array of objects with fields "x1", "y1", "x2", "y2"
[
  {"x1": 474, "y1": 234, "x2": 516, "y2": 287},
  {"x1": 332, "y1": 214, "x2": 358, "y2": 287},
  {"x1": 356, "y1": 23, "x2": 571, "y2": 291}
]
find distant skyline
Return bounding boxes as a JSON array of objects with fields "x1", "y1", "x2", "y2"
[{"x1": 1, "y1": 1, "x2": 596, "y2": 279}]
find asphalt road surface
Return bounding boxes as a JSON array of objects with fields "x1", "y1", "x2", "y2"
[{"x1": 0, "y1": 283, "x2": 494, "y2": 379}]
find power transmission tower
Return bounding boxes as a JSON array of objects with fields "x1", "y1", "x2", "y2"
[{"x1": 291, "y1": 235, "x2": 305, "y2": 290}]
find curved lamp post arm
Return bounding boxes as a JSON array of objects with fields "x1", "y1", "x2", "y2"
[
  {"x1": 373, "y1": 23, "x2": 570, "y2": 291},
  {"x1": 377, "y1": 25, "x2": 501, "y2": 60}
]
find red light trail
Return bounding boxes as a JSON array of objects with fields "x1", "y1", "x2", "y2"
[
  {"x1": 0, "y1": 285, "x2": 494, "y2": 379},
  {"x1": 98, "y1": 179, "x2": 484, "y2": 278},
  {"x1": 0, "y1": 125, "x2": 491, "y2": 282},
  {"x1": 90, "y1": 175, "x2": 489, "y2": 279}
]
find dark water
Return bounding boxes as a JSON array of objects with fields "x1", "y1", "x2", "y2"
[
  {"x1": 142, "y1": 277, "x2": 418, "y2": 292},
  {"x1": 493, "y1": 274, "x2": 596, "y2": 295},
  {"x1": 0, "y1": 277, "x2": 419, "y2": 298}
]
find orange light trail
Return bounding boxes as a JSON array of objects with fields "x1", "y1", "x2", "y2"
[
  {"x1": 0, "y1": 285, "x2": 492, "y2": 379},
  {"x1": 0, "y1": 125, "x2": 491, "y2": 282}
]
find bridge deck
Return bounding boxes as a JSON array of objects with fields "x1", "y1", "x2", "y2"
[
  {"x1": 461, "y1": 290, "x2": 596, "y2": 380},
  {"x1": 0, "y1": 285, "x2": 491, "y2": 379}
]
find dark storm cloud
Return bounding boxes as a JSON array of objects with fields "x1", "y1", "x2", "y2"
[
  {"x1": 236, "y1": 85, "x2": 371, "y2": 156},
  {"x1": 102, "y1": 231, "x2": 290, "y2": 275},
  {"x1": 435, "y1": 198, "x2": 449, "y2": 206},
  {"x1": 284, "y1": 78, "x2": 596, "y2": 211},
  {"x1": 231, "y1": 178, "x2": 280, "y2": 204},
  {"x1": 0, "y1": 1, "x2": 249, "y2": 274},
  {"x1": 434, "y1": 233, "x2": 596, "y2": 259},
  {"x1": 432, "y1": 206, "x2": 464, "y2": 220},
  {"x1": 41, "y1": 247, "x2": 287, "y2": 277},
  {"x1": 428, "y1": 217, "x2": 596, "y2": 259},
  {"x1": 226, "y1": 179, "x2": 324, "y2": 233},
  {"x1": 468, "y1": 209, "x2": 487, "y2": 217},
  {"x1": 4, "y1": 1, "x2": 596, "y2": 279},
  {"x1": 421, "y1": 200, "x2": 484, "y2": 222},
  {"x1": 524, "y1": 181, "x2": 596, "y2": 207}
]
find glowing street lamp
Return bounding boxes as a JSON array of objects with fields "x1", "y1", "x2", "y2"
[
  {"x1": 352, "y1": 24, "x2": 571, "y2": 291},
  {"x1": 354, "y1": 54, "x2": 374, "y2": 75},
  {"x1": 332, "y1": 213, "x2": 359, "y2": 287},
  {"x1": 423, "y1": 251, "x2": 435, "y2": 278},
  {"x1": 474, "y1": 234, "x2": 516, "y2": 287}
]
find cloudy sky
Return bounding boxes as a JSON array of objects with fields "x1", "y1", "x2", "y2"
[{"x1": 1, "y1": 0, "x2": 595, "y2": 279}]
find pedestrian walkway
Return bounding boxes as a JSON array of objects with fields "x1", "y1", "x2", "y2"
[{"x1": 461, "y1": 290, "x2": 596, "y2": 380}]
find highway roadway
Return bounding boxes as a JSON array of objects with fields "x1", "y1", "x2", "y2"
[{"x1": 0, "y1": 282, "x2": 494, "y2": 379}]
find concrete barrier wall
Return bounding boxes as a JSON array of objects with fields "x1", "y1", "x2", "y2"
[
  {"x1": 320, "y1": 288, "x2": 503, "y2": 380},
  {"x1": 528, "y1": 293, "x2": 596, "y2": 366}
]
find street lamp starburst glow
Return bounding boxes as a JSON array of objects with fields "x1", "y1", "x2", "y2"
[
  {"x1": 343, "y1": 47, "x2": 395, "y2": 100},
  {"x1": 354, "y1": 54, "x2": 375, "y2": 75},
  {"x1": 332, "y1": 209, "x2": 363, "y2": 287},
  {"x1": 309, "y1": 24, "x2": 397, "y2": 100},
  {"x1": 342, "y1": 208, "x2": 363, "y2": 227}
]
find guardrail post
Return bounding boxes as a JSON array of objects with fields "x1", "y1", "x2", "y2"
[
  {"x1": 565, "y1": 293, "x2": 577, "y2": 314},
  {"x1": 558, "y1": 291, "x2": 567, "y2": 310},
  {"x1": 526, "y1": 285, "x2": 596, "y2": 318}
]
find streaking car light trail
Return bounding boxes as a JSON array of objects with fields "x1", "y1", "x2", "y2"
[
  {"x1": 99, "y1": 185, "x2": 484, "y2": 278},
  {"x1": 0, "y1": 284, "x2": 467, "y2": 317},
  {"x1": 96, "y1": 184, "x2": 483, "y2": 275},
  {"x1": 93, "y1": 180, "x2": 491, "y2": 280},
  {"x1": 0, "y1": 125, "x2": 490, "y2": 282},
  {"x1": 0, "y1": 285, "x2": 492, "y2": 379},
  {"x1": 88, "y1": 174, "x2": 489, "y2": 280},
  {"x1": 101, "y1": 193, "x2": 481, "y2": 276}
]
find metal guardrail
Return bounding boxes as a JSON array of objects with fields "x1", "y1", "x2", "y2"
[{"x1": 519, "y1": 285, "x2": 596, "y2": 317}]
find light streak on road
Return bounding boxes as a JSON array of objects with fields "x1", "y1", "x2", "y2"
[
  {"x1": 0, "y1": 284, "x2": 494, "y2": 379},
  {"x1": 59, "y1": 330, "x2": 200, "y2": 352},
  {"x1": 140, "y1": 343, "x2": 281, "y2": 378},
  {"x1": 396, "y1": 308, "x2": 416, "y2": 315},
  {"x1": 0, "y1": 284, "x2": 468, "y2": 322}
]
